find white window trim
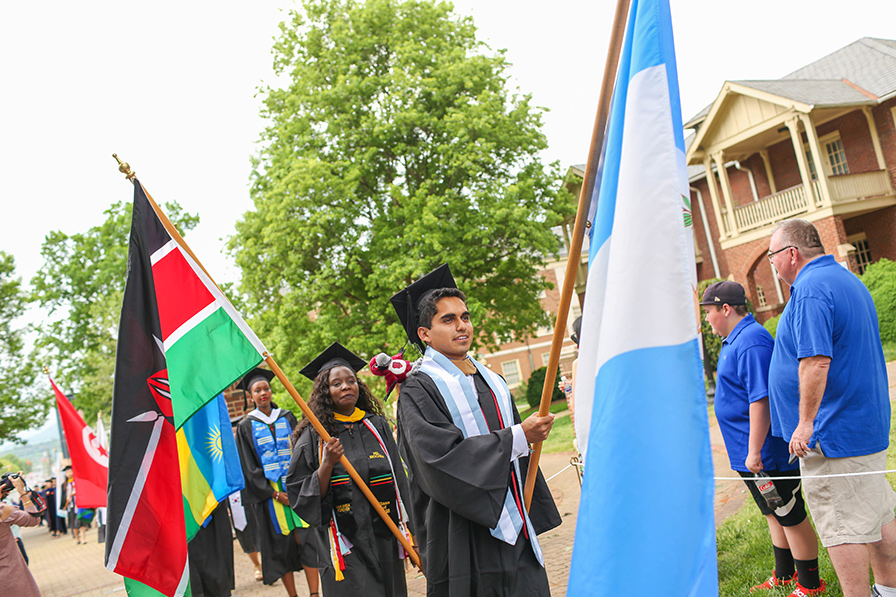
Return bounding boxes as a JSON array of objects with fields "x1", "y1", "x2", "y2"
[
  {"x1": 803, "y1": 130, "x2": 848, "y2": 178},
  {"x1": 501, "y1": 359, "x2": 522, "y2": 388}
]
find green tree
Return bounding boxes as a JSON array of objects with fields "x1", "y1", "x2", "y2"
[
  {"x1": 0, "y1": 454, "x2": 31, "y2": 475},
  {"x1": 0, "y1": 252, "x2": 44, "y2": 444},
  {"x1": 31, "y1": 200, "x2": 198, "y2": 421},
  {"x1": 231, "y1": 0, "x2": 574, "y2": 389},
  {"x1": 861, "y1": 258, "x2": 896, "y2": 344},
  {"x1": 524, "y1": 366, "x2": 564, "y2": 409},
  {"x1": 698, "y1": 278, "x2": 724, "y2": 384}
]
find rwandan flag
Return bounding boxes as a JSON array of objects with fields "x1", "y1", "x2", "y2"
[
  {"x1": 568, "y1": 0, "x2": 718, "y2": 594},
  {"x1": 177, "y1": 393, "x2": 244, "y2": 541},
  {"x1": 107, "y1": 181, "x2": 266, "y2": 597}
]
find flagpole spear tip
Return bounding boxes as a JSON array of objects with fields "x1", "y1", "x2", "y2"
[{"x1": 112, "y1": 153, "x2": 136, "y2": 180}]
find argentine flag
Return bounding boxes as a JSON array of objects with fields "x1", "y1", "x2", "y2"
[{"x1": 568, "y1": 0, "x2": 717, "y2": 594}]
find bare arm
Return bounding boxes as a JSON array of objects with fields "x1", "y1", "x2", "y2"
[
  {"x1": 745, "y1": 397, "x2": 770, "y2": 473},
  {"x1": 791, "y1": 356, "x2": 831, "y2": 457}
]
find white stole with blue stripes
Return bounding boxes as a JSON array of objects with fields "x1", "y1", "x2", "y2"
[{"x1": 418, "y1": 347, "x2": 543, "y2": 564}]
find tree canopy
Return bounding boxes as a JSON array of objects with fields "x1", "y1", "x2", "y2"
[
  {"x1": 231, "y1": 0, "x2": 574, "y2": 389},
  {"x1": 32, "y1": 198, "x2": 198, "y2": 421},
  {"x1": 0, "y1": 252, "x2": 43, "y2": 444}
]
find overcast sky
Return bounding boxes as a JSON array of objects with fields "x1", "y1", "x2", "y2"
[{"x1": 2, "y1": 0, "x2": 893, "y2": 293}]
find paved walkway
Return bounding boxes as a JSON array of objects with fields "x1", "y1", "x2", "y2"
[
  {"x1": 23, "y1": 360, "x2": 896, "y2": 596},
  {"x1": 21, "y1": 427, "x2": 737, "y2": 597}
]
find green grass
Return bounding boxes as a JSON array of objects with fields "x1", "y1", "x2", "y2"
[
  {"x1": 517, "y1": 400, "x2": 577, "y2": 454},
  {"x1": 717, "y1": 504, "x2": 842, "y2": 596},
  {"x1": 718, "y1": 394, "x2": 896, "y2": 596},
  {"x1": 883, "y1": 341, "x2": 896, "y2": 362}
]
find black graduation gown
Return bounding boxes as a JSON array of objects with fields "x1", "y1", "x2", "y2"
[
  {"x1": 285, "y1": 413, "x2": 410, "y2": 597},
  {"x1": 397, "y1": 371, "x2": 562, "y2": 597},
  {"x1": 236, "y1": 409, "x2": 316, "y2": 585},
  {"x1": 187, "y1": 502, "x2": 234, "y2": 597}
]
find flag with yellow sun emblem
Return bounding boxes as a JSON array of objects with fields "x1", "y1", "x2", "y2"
[{"x1": 176, "y1": 393, "x2": 244, "y2": 540}]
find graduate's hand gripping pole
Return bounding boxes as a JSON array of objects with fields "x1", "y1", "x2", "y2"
[
  {"x1": 522, "y1": 0, "x2": 631, "y2": 510},
  {"x1": 114, "y1": 154, "x2": 423, "y2": 572}
]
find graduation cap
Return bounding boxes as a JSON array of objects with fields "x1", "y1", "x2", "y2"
[
  {"x1": 299, "y1": 342, "x2": 367, "y2": 381},
  {"x1": 237, "y1": 367, "x2": 275, "y2": 410},
  {"x1": 389, "y1": 263, "x2": 458, "y2": 352},
  {"x1": 237, "y1": 367, "x2": 275, "y2": 394}
]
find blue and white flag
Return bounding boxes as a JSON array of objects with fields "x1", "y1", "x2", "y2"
[{"x1": 568, "y1": 0, "x2": 717, "y2": 594}]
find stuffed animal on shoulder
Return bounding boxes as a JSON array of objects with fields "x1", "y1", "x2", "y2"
[{"x1": 369, "y1": 352, "x2": 414, "y2": 398}]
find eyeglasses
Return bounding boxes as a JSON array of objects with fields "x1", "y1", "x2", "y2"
[{"x1": 767, "y1": 245, "x2": 795, "y2": 261}]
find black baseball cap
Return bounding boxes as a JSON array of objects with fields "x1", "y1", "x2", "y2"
[{"x1": 700, "y1": 281, "x2": 746, "y2": 306}]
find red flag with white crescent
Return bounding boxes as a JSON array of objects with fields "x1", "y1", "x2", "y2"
[{"x1": 51, "y1": 377, "x2": 108, "y2": 508}]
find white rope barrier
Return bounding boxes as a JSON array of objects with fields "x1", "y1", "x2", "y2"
[
  {"x1": 546, "y1": 464, "x2": 573, "y2": 482},
  {"x1": 715, "y1": 468, "x2": 896, "y2": 482}
]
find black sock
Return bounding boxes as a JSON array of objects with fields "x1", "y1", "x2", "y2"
[
  {"x1": 794, "y1": 558, "x2": 821, "y2": 589},
  {"x1": 773, "y1": 545, "x2": 795, "y2": 580}
]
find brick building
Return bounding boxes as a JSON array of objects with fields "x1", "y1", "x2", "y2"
[
  {"x1": 686, "y1": 37, "x2": 896, "y2": 322},
  {"x1": 475, "y1": 171, "x2": 587, "y2": 394}
]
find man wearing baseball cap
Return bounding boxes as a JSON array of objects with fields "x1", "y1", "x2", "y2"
[{"x1": 702, "y1": 281, "x2": 824, "y2": 596}]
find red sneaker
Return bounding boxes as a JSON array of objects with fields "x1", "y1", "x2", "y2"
[
  {"x1": 787, "y1": 579, "x2": 827, "y2": 596},
  {"x1": 750, "y1": 570, "x2": 797, "y2": 592}
]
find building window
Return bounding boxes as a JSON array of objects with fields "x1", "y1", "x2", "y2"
[
  {"x1": 756, "y1": 285, "x2": 767, "y2": 308},
  {"x1": 848, "y1": 233, "x2": 872, "y2": 275},
  {"x1": 804, "y1": 149, "x2": 818, "y2": 180},
  {"x1": 804, "y1": 132, "x2": 849, "y2": 179},
  {"x1": 501, "y1": 360, "x2": 521, "y2": 388},
  {"x1": 825, "y1": 137, "x2": 849, "y2": 175},
  {"x1": 542, "y1": 353, "x2": 551, "y2": 367}
]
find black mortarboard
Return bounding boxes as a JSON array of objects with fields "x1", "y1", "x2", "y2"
[
  {"x1": 236, "y1": 367, "x2": 275, "y2": 393},
  {"x1": 299, "y1": 342, "x2": 366, "y2": 381},
  {"x1": 389, "y1": 263, "x2": 458, "y2": 351}
]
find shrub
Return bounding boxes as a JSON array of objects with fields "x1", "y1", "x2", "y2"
[
  {"x1": 525, "y1": 366, "x2": 564, "y2": 409},
  {"x1": 698, "y1": 278, "x2": 724, "y2": 376},
  {"x1": 862, "y1": 258, "x2": 896, "y2": 343},
  {"x1": 763, "y1": 314, "x2": 781, "y2": 338}
]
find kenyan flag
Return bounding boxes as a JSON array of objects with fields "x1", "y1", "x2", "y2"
[
  {"x1": 146, "y1": 186, "x2": 266, "y2": 429},
  {"x1": 106, "y1": 181, "x2": 265, "y2": 597}
]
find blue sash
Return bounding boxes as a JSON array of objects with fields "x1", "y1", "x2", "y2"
[{"x1": 250, "y1": 416, "x2": 292, "y2": 483}]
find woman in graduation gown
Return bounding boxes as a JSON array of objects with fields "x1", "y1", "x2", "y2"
[
  {"x1": 235, "y1": 368, "x2": 320, "y2": 597},
  {"x1": 286, "y1": 342, "x2": 412, "y2": 597}
]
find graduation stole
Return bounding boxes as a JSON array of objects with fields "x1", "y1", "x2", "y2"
[
  {"x1": 250, "y1": 413, "x2": 308, "y2": 534},
  {"x1": 418, "y1": 347, "x2": 544, "y2": 564},
  {"x1": 320, "y1": 414, "x2": 412, "y2": 580}
]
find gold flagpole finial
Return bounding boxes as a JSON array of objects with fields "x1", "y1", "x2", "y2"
[
  {"x1": 42, "y1": 366, "x2": 49, "y2": 375},
  {"x1": 112, "y1": 153, "x2": 136, "y2": 180}
]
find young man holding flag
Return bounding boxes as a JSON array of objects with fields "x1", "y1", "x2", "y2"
[{"x1": 391, "y1": 264, "x2": 560, "y2": 596}]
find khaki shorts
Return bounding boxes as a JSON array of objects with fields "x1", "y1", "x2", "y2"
[{"x1": 801, "y1": 446, "x2": 896, "y2": 547}]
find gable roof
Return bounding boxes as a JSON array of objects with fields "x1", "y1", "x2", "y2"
[
  {"x1": 783, "y1": 38, "x2": 896, "y2": 99},
  {"x1": 730, "y1": 79, "x2": 874, "y2": 107},
  {"x1": 685, "y1": 37, "x2": 896, "y2": 129}
]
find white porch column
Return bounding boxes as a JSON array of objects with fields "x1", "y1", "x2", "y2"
[
  {"x1": 799, "y1": 113, "x2": 833, "y2": 207},
  {"x1": 862, "y1": 106, "x2": 887, "y2": 171},
  {"x1": 703, "y1": 155, "x2": 730, "y2": 239},
  {"x1": 759, "y1": 150, "x2": 777, "y2": 195},
  {"x1": 786, "y1": 117, "x2": 818, "y2": 208},
  {"x1": 714, "y1": 152, "x2": 738, "y2": 235}
]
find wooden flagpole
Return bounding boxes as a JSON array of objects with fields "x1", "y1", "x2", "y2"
[
  {"x1": 114, "y1": 155, "x2": 422, "y2": 571},
  {"x1": 523, "y1": 0, "x2": 631, "y2": 509}
]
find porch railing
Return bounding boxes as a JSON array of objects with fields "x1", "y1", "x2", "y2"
[{"x1": 732, "y1": 183, "x2": 814, "y2": 232}]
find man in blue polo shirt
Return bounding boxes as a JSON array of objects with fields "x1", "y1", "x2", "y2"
[
  {"x1": 702, "y1": 280, "x2": 823, "y2": 595},
  {"x1": 768, "y1": 218, "x2": 896, "y2": 597}
]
